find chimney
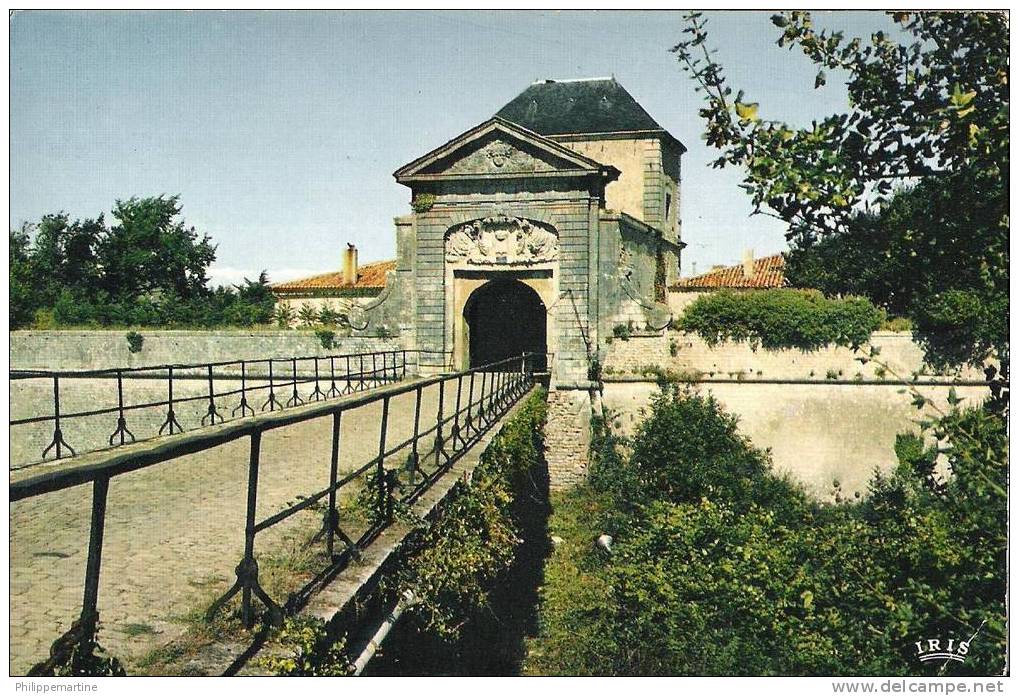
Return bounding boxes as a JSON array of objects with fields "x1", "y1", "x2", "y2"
[
  {"x1": 343, "y1": 243, "x2": 358, "y2": 286},
  {"x1": 742, "y1": 248, "x2": 755, "y2": 279}
]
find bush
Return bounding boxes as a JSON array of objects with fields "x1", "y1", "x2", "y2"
[
  {"x1": 396, "y1": 390, "x2": 547, "y2": 638},
  {"x1": 273, "y1": 303, "x2": 296, "y2": 328},
  {"x1": 627, "y1": 385, "x2": 777, "y2": 510},
  {"x1": 315, "y1": 328, "x2": 335, "y2": 350},
  {"x1": 528, "y1": 383, "x2": 1006, "y2": 676},
  {"x1": 259, "y1": 616, "x2": 352, "y2": 676},
  {"x1": 411, "y1": 193, "x2": 436, "y2": 213},
  {"x1": 675, "y1": 288, "x2": 883, "y2": 351},
  {"x1": 125, "y1": 331, "x2": 144, "y2": 353},
  {"x1": 612, "y1": 322, "x2": 633, "y2": 340}
]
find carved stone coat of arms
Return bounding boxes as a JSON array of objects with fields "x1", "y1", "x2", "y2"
[{"x1": 445, "y1": 216, "x2": 559, "y2": 265}]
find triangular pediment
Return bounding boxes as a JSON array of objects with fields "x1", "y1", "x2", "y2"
[{"x1": 394, "y1": 117, "x2": 609, "y2": 182}]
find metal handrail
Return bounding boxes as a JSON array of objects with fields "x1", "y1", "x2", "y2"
[
  {"x1": 12, "y1": 352, "x2": 541, "y2": 676},
  {"x1": 9, "y1": 349, "x2": 455, "y2": 465}
]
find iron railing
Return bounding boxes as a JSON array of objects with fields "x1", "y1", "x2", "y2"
[
  {"x1": 9, "y1": 349, "x2": 436, "y2": 467},
  {"x1": 10, "y1": 352, "x2": 539, "y2": 676}
]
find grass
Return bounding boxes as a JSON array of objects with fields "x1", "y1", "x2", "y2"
[
  {"x1": 879, "y1": 316, "x2": 913, "y2": 332},
  {"x1": 133, "y1": 510, "x2": 340, "y2": 676},
  {"x1": 520, "y1": 486, "x2": 616, "y2": 676}
]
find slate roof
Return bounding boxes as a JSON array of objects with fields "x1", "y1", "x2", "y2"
[
  {"x1": 672, "y1": 254, "x2": 786, "y2": 290},
  {"x1": 272, "y1": 260, "x2": 395, "y2": 295},
  {"x1": 496, "y1": 78, "x2": 681, "y2": 147}
]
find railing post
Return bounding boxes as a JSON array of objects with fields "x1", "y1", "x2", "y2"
[
  {"x1": 108, "y1": 369, "x2": 135, "y2": 446},
  {"x1": 206, "y1": 431, "x2": 282, "y2": 628},
  {"x1": 359, "y1": 355, "x2": 366, "y2": 392},
  {"x1": 158, "y1": 367, "x2": 183, "y2": 435},
  {"x1": 77, "y1": 474, "x2": 110, "y2": 660},
  {"x1": 433, "y1": 379, "x2": 447, "y2": 469},
  {"x1": 451, "y1": 374, "x2": 464, "y2": 449},
  {"x1": 325, "y1": 411, "x2": 341, "y2": 557},
  {"x1": 402, "y1": 350, "x2": 408, "y2": 380},
  {"x1": 477, "y1": 370, "x2": 488, "y2": 429},
  {"x1": 42, "y1": 375, "x2": 75, "y2": 460},
  {"x1": 407, "y1": 385, "x2": 422, "y2": 485},
  {"x1": 201, "y1": 364, "x2": 223, "y2": 426},
  {"x1": 464, "y1": 371, "x2": 476, "y2": 439},
  {"x1": 286, "y1": 357, "x2": 304, "y2": 408},
  {"x1": 309, "y1": 357, "x2": 325, "y2": 401},
  {"x1": 262, "y1": 360, "x2": 281, "y2": 411},
  {"x1": 372, "y1": 354, "x2": 378, "y2": 388},
  {"x1": 486, "y1": 368, "x2": 497, "y2": 422},
  {"x1": 377, "y1": 396, "x2": 391, "y2": 522},
  {"x1": 234, "y1": 361, "x2": 255, "y2": 417},
  {"x1": 327, "y1": 356, "x2": 341, "y2": 398},
  {"x1": 495, "y1": 367, "x2": 506, "y2": 413}
]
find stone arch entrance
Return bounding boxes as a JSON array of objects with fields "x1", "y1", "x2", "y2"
[{"x1": 463, "y1": 279, "x2": 548, "y2": 371}]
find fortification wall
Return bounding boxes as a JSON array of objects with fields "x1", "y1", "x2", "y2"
[
  {"x1": 601, "y1": 381, "x2": 988, "y2": 498},
  {"x1": 10, "y1": 330, "x2": 405, "y2": 372},
  {"x1": 603, "y1": 330, "x2": 986, "y2": 382},
  {"x1": 598, "y1": 331, "x2": 989, "y2": 496},
  {"x1": 544, "y1": 388, "x2": 595, "y2": 489}
]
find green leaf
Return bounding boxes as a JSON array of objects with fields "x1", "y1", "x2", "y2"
[{"x1": 735, "y1": 102, "x2": 760, "y2": 122}]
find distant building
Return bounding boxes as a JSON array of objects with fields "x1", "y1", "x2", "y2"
[
  {"x1": 668, "y1": 251, "x2": 786, "y2": 314},
  {"x1": 272, "y1": 247, "x2": 394, "y2": 328}
]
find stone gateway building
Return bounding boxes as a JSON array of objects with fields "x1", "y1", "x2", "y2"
[{"x1": 275, "y1": 77, "x2": 685, "y2": 482}]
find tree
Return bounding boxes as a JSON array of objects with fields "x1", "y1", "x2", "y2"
[
  {"x1": 9, "y1": 196, "x2": 278, "y2": 329},
  {"x1": 28, "y1": 213, "x2": 104, "y2": 306},
  {"x1": 671, "y1": 11, "x2": 1008, "y2": 374},
  {"x1": 97, "y1": 195, "x2": 216, "y2": 301},
  {"x1": 9, "y1": 225, "x2": 37, "y2": 328}
]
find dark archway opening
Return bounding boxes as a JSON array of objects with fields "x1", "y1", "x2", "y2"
[{"x1": 464, "y1": 279, "x2": 547, "y2": 372}]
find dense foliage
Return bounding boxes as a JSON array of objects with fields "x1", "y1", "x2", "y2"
[
  {"x1": 785, "y1": 174, "x2": 1007, "y2": 371},
  {"x1": 10, "y1": 196, "x2": 275, "y2": 328},
  {"x1": 675, "y1": 288, "x2": 883, "y2": 351},
  {"x1": 672, "y1": 11, "x2": 1008, "y2": 374},
  {"x1": 258, "y1": 616, "x2": 352, "y2": 676},
  {"x1": 397, "y1": 390, "x2": 548, "y2": 637},
  {"x1": 527, "y1": 386, "x2": 1006, "y2": 676}
]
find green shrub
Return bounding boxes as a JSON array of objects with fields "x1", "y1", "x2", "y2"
[
  {"x1": 396, "y1": 390, "x2": 547, "y2": 638},
  {"x1": 676, "y1": 288, "x2": 883, "y2": 351},
  {"x1": 612, "y1": 322, "x2": 633, "y2": 340},
  {"x1": 125, "y1": 330, "x2": 144, "y2": 353},
  {"x1": 411, "y1": 193, "x2": 436, "y2": 213},
  {"x1": 297, "y1": 303, "x2": 318, "y2": 328},
  {"x1": 273, "y1": 303, "x2": 296, "y2": 328},
  {"x1": 315, "y1": 328, "x2": 335, "y2": 350},
  {"x1": 259, "y1": 616, "x2": 352, "y2": 676},
  {"x1": 628, "y1": 385, "x2": 777, "y2": 510},
  {"x1": 881, "y1": 316, "x2": 913, "y2": 332},
  {"x1": 528, "y1": 381, "x2": 1006, "y2": 676},
  {"x1": 318, "y1": 303, "x2": 341, "y2": 327}
]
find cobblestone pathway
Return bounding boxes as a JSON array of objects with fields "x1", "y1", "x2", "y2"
[{"x1": 9, "y1": 379, "x2": 477, "y2": 674}]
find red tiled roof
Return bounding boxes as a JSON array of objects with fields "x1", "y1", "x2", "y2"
[
  {"x1": 672, "y1": 254, "x2": 786, "y2": 290},
  {"x1": 272, "y1": 260, "x2": 395, "y2": 294}
]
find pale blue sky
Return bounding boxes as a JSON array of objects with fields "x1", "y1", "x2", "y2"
[{"x1": 10, "y1": 10, "x2": 898, "y2": 285}]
